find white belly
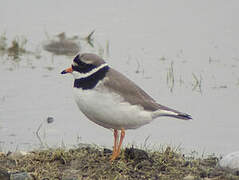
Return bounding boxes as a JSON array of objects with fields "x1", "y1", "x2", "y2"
[{"x1": 73, "y1": 87, "x2": 153, "y2": 130}]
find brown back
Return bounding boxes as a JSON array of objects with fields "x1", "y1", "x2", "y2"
[{"x1": 104, "y1": 68, "x2": 162, "y2": 111}]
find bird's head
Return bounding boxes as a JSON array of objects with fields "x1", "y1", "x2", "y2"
[{"x1": 61, "y1": 53, "x2": 107, "y2": 79}]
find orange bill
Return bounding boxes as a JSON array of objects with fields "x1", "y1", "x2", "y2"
[{"x1": 61, "y1": 67, "x2": 73, "y2": 74}]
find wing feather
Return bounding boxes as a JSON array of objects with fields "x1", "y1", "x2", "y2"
[{"x1": 104, "y1": 68, "x2": 160, "y2": 111}]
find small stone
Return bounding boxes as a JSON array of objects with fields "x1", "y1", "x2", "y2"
[
  {"x1": 103, "y1": 148, "x2": 112, "y2": 155},
  {"x1": 8, "y1": 151, "x2": 28, "y2": 159},
  {"x1": 183, "y1": 175, "x2": 195, "y2": 180},
  {"x1": 62, "y1": 169, "x2": 81, "y2": 180},
  {"x1": 182, "y1": 161, "x2": 190, "y2": 167},
  {"x1": 10, "y1": 172, "x2": 33, "y2": 180},
  {"x1": 46, "y1": 117, "x2": 54, "y2": 124}
]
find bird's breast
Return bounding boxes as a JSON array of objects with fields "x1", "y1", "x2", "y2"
[{"x1": 73, "y1": 87, "x2": 153, "y2": 129}]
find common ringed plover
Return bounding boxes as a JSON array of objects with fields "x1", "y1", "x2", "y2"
[{"x1": 61, "y1": 53, "x2": 192, "y2": 160}]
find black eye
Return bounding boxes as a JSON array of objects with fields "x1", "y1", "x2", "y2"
[
  {"x1": 72, "y1": 61, "x2": 96, "y2": 73},
  {"x1": 73, "y1": 55, "x2": 88, "y2": 68},
  {"x1": 72, "y1": 55, "x2": 97, "y2": 73},
  {"x1": 78, "y1": 61, "x2": 88, "y2": 68}
]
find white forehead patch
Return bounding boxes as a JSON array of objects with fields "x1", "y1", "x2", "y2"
[
  {"x1": 72, "y1": 63, "x2": 109, "y2": 79},
  {"x1": 72, "y1": 62, "x2": 78, "y2": 66}
]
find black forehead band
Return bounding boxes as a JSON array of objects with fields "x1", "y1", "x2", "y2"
[{"x1": 73, "y1": 55, "x2": 81, "y2": 65}]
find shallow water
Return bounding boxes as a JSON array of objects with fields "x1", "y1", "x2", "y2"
[{"x1": 0, "y1": 0, "x2": 239, "y2": 155}]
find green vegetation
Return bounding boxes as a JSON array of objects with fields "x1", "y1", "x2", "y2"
[
  {"x1": 167, "y1": 61, "x2": 175, "y2": 92},
  {"x1": 192, "y1": 73, "x2": 202, "y2": 93},
  {"x1": 84, "y1": 30, "x2": 95, "y2": 48},
  {"x1": 0, "y1": 33, "x2": 28, "y2": 59},
  {"x1": 0, "y1": 33, "x2": 7, "y2": 53},
  {"x1": 1, "y1": 31, "x2": 237, "y2": 93},
  {"x1": 7, "y1": 36, "x2": 28, "y2": 59}
]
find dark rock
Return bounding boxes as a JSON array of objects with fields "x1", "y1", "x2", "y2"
[
  {"x1": 199, "y1": 169, "x2": 207, "y2": 178},
  {"x1": 124, "y1": 147, "x2": 149, "y2": 161},
  {"x1": 183, "y1": 161, "x2": 190, "y2": 167},
  {"x1": 46, "y1": 117, "x2": 54, "y2": 124},
  {"x1": 0, "y1": 168, "x2": 10, "y2": 180},
  {"x1": 103, "y1": 148, "x2": 112, "y2": 155},
  {"x1": 236, "y1": 170, "x2": 239, "y2": 176}
]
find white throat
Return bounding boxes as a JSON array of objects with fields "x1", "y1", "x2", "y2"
[{"x1": 72, "y1": 63, "x2": 109, "y2": 79}]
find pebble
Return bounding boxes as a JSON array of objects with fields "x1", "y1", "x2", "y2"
[
  {"x1": 0, "y1": 169, "x2": 35, "y2": 180},
  {"x1": 0, "y1": 168, "x2": 10, "y2": 180},
  {"x1": 219, "y1": 151, "x2": 239, "y2": 172},
  {"x1": 10, "y1": 172, "x2": 33, "y2": 180},
  {"x1": 7, "y1": 151, "x2": 28, "y2": 159},
  {"x1": 183, "y1": 175, "x2": 195, "y2": 180},
  {"x1": 46, "y1": 117, "x2": 54, "y2": 124}
]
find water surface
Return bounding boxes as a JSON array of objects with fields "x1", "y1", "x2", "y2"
[{"x1": 0, "y1": 0, "x2": 239, "y2": 155}]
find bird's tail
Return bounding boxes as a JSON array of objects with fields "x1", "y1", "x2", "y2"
[{"x1": 152, "y1": 105, "x2": 192, "y2": 120}]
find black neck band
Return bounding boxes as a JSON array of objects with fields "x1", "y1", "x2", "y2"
[{"x1": 74, "y1": 66, "x2": 109, "y2": 90}]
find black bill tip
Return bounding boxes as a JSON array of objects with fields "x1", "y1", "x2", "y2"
[{"x1": 61, "y1": 70, "x2": 67, "y2": 74}]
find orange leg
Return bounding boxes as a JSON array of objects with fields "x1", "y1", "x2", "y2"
[
  {"x1": 116, "y1": 129, "x2": 125, "y2": 156},
  {"x1": 110, "y1": 128, "x2": 125, "y2": 161},
  {"x1": 110, "y1": 129, "x2": 119, "y2": 160}
]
